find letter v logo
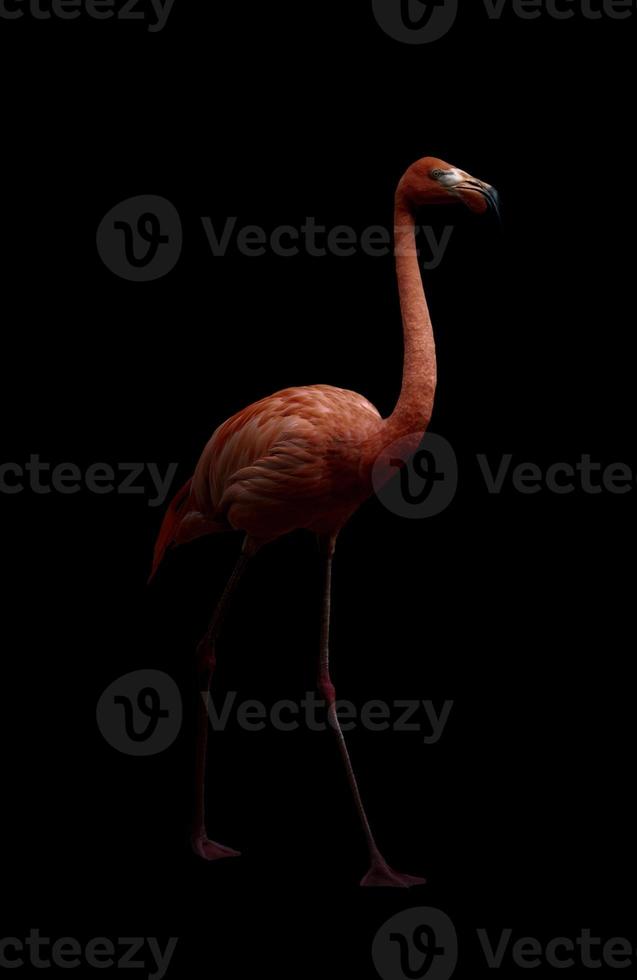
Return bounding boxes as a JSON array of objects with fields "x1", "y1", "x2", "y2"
[{"x1": 372, "y1": 0, "x2": 459, "y2": 43}]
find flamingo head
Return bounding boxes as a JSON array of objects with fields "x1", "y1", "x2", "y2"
[{"x1": 399, "y1": 156, "x2": 500, "y2": 218}]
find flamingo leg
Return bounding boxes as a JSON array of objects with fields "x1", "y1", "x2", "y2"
[
  {"x1": 192, "y1": 540, "x2": 254, "y2": 861},
  {"x1": 317, "y1": 533, "x2": 426, "y2": 888}
]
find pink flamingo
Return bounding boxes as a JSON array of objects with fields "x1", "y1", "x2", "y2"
[{"x1": 151, "y1": 156, "x2": 498, "y2": 887}]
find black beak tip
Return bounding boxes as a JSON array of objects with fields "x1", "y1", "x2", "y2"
[{"x1": 485, "y1": 186, "x2": 502, "y2": 223}]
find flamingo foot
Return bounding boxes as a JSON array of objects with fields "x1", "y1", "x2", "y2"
[
  {"x1": 360, "y1": 856, "x2": 426, "y2": 888},
  {"x1": 192, "y1": 835, "x2": 241, "y2": 861}
]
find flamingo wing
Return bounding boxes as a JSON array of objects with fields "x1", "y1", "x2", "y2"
[
  {"x1": 151, "y1": 385, "x2": 382, "y2": 577},
  {"x1": 192, "y1": 385, "x2": 382, "y2": 537}
]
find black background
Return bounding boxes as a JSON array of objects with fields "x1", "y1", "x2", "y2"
[{"x1": 1, "y1": 2, "x2": 635, "y2": 978}]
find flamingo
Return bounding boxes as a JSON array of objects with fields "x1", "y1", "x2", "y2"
[{"x1": 150, "y1": 156, "x2": 499, "y2": 887}]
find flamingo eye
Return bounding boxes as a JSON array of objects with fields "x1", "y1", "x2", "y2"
[{"x1": 430, "y1": 169, "x2": 446, "y2": 180}]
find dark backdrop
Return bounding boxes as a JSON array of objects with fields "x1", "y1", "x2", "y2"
[{"x1": 1, "y1": 3, "x2": 634, "y2": 978}]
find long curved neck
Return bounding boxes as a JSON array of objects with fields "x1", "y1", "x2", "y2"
[{"x1": 384, "y1": 191, "x2": 437, "y2": 441}]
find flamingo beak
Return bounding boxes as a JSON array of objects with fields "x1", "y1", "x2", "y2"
[
  {"x1": 481, "y1": 185, "x2": 501, "y2": 221},
  {"x1": 454, "y1": 178, "x2": 501, "y2": 222}
]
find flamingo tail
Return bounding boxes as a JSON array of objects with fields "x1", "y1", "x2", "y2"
[{"x1": 148, "y1": 478, "x2": 193, "y2": 583}]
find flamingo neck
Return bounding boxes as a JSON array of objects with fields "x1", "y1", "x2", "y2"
[{"x1": 384, "y1": 192, "x2": 437, "y2": 442}]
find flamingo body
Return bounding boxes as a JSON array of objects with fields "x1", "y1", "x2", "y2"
[{"x1": 153, "y1": 384, "x2": 385, "y2": 575}]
